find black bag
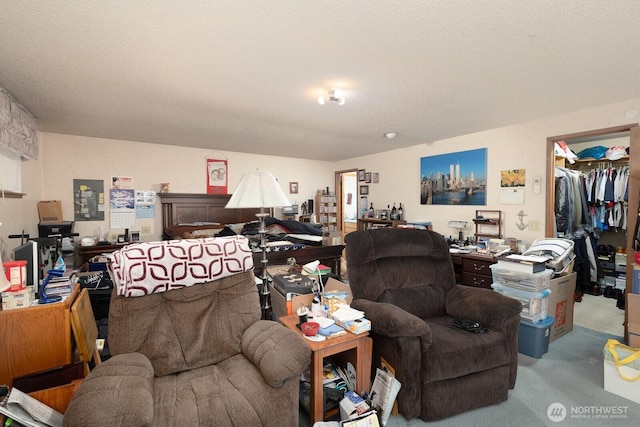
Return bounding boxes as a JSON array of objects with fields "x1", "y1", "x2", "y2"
[
  {"x1": 452, "y1": 318, "x2": 487, "y2": 334},
  {"x1": 78, "y1": 270, "x2": 113, "y2": 290}
]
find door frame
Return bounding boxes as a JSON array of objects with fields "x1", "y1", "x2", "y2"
[
  {"x1": 545, "y1": 123, "x2": 639, "y2": 342},
  {"x1": 334, "y1": 168, "x2": 359, "y2": 233}
]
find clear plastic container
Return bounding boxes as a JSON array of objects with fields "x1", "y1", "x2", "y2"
[
  {"x1": 491, "y1": 283, "x2": 551, "y2": 323},
  {"x1": 489, "y1": 265, "x2": 553, "y2": 292}
]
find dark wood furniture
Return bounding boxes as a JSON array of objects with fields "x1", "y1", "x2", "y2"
[
  {"x1": 450, "y1": 252, "x2": 497, "y2": 289},
  {"x1": 75, "y1": 243, "x2": 127, "y2": 268},
  {"x1": 356, "y1": 217, "x2": 407, "y2": 230},
  {"x1": 158, "y1": 193, "x2": 344, "y2": 278}
]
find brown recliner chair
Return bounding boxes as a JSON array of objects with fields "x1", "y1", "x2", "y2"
[
  {"x1": 64, "y1": 238, "x2": 311, "y2": 427},
  {"x1": 345, "y1": 229, "x2": 522, "y2": 421}
]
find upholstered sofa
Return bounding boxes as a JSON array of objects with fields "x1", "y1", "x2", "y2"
[
  {"x1": 63, "y1": 236, "x2": 311, "y2": 427},
  {"x1": 345, "y1": 229, "x2": 522, "y2": 421}
]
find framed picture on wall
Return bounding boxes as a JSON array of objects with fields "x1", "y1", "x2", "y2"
[
  {"x1": 365, "y1": 172, "x2": 372, "y2": 183},
  {"x1": 289, "y1": 182, "x2": 299, "y2": 194},
  {"x1": 359, "y1": 185, "x2": 369, "y2": 195},
  {"x1": 419, "y1": 148, "x2": 487, "y2": 205},
  {"x1": 358, "y1": 169, "x2": 366, "y2": 181},
  {"x1": 372, "y1": 173, "x2": 379, "y2": 183}
]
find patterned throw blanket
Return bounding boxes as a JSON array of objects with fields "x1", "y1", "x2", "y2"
[{"x1": 109, "y1": 236, "x2": 254, "y2": 297}]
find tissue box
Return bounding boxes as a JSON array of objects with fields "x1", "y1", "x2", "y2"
[
  {"x1": 336, "y1": 318, "x2": 371, "y2": 335},
  {"x1": 2, "y1": 286, "x2": 34, "y2": 310}
]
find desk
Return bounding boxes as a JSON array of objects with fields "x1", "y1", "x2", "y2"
[
  {"x1": 450, "y1": 252, "x2": 497, "y2": 288},
  {"x1": 0, "y1": 286, "x2": 80, "y2": 386},
  {"x1": 279, "y1": 314, "x2": 372, "y2": 424}
]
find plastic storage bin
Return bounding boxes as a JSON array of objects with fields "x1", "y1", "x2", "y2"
[
  {"x1": 489, "y1": 265, "x2": 553, "y2": 292},
  {"x1": 491, "y1": 283, "x2": 551, "y2": 323},
  {"x1": 518, "y1": 316, "x2": 554, "y2": 358}
]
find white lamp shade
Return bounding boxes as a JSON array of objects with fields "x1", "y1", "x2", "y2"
[{"x1": 225, "y1": 170, "x2": 291, "y2": 208}]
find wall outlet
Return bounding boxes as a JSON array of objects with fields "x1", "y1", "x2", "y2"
[{"x1": 529, "y1": 220, "x2": 540, "y2": 232}]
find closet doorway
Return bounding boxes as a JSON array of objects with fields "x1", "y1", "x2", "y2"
[{"x1": 546, "y1": 124, "x2": 639, "y2": 341}]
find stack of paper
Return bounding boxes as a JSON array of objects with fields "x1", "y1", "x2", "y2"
[{"x1": 331, "y1": 306, "x2": 365, "y2": 323}]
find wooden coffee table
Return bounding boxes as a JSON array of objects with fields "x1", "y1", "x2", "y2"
[{"x1": 279, "y1": 313, "x2": 372, "y2": 423}]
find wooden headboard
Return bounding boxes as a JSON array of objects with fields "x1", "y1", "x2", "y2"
[{"x1": 158, "y1": 193, "x2": 260, "y2": 231}]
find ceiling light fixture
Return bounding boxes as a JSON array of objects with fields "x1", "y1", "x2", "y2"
[
  {"x1": 384, "y1": 132, "x2": 398, "y2": 139},
  {"x1": 318, "y1": 88, "x2": 346, "y2": 106}
]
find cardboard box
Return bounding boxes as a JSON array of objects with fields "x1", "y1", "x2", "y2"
[
  {"x1": 38, "y1": 200, "x2": 63, "y2": 223},
  {"x1": 548, "y1": 272, "x2": 576, "y2": 342},
  {"x1": 270, "y1": 277, "x2": 352, "y2": 319},
  {"x1": 628, "y1": 293, "x2": 640, "y2": 347}
]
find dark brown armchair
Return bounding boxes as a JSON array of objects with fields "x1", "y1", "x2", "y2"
[{"x1": 345, "y1": 229, "x2": 522, "y2": 421}]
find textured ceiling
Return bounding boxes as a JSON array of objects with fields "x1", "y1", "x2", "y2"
[{"x1": 1, "y1": 1, "x2": 639, "y2": 161}]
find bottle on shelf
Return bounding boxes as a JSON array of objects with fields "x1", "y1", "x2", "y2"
[
  {"x1": 398, "y1": 203, "x2": 404, "y2": 220},
  {"x1": 369, "y1": 203, "x2": 375, "y2": 218},
  {"x1": 391, "y1": 203, "x2": 397, "y2": 220}
]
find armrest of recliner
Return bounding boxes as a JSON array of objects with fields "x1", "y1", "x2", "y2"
[
  {"x1": 445, "y1": 285, "x2": 522, "y2": 329},
  {"x1": 63, "y1": 353, "x2": 155, "y2": 427},
  {"x1": 242, "y1": 320, "x2": 311, "y2": 388},
  {"x1": 351, "y1": 299, "x2": 431, "y2": 339}
]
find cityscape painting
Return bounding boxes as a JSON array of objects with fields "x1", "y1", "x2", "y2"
[{"x1": 420, "y1": 148, "x2": 487, "y2": 205}]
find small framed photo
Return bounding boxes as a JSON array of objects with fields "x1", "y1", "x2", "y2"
[
  {"x1": 117, "y1": 234, "x2": 126, "y2": 243},
  {"x1": 289, "y1": 182, "x2": 299, "y2": 194},
  {"x1": 130, "y1": 231, "x2": 141, "y2": 242},
  {"x1": 365, "y1": 172, "x2": 372, "y2": 183},
  {"x1": 358, "y1": 169, "x2": 366, "y2": 181},
  {"x1": 372, "y1": 173, "x2": 379, "y2": 183},
  {"x1": 359, "y1": 185, "x2": 369, "y2": 195}
]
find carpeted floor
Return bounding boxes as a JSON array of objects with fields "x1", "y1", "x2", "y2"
[{"x1": 574, "y1": 292, "x2": 625, "y2": 336}]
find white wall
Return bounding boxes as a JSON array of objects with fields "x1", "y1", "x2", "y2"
[
  {"x1": 0, "y1": 133, "x2": 335, "y2": 253},
  {"x1": 336, "y1": 98, "x2": 640, "y2": 246},
  {"x1": 1, "y1": 97, "x2": 638, "y2": 258}
]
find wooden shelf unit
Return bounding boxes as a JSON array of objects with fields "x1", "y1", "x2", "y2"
[
  {"x1": 357, "y1": 218, "x2": 407, "y2": 231},
  {"x1": 473, "y1": 210, "x2": 502, "y2": 241},
  {"x1": 316, "y1": 194, "x2": 339, "y2": 233}
]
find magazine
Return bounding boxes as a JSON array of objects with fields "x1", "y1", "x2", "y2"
[
  {"x1": 0, "y1": 387, "x2": 63, "y2": 427},
  {"x1": 369, "y1": 368, "x2": 401, "y2": 426}
]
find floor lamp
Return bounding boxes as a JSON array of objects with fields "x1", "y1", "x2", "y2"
[{"x1": 225, "y1": 170, "x2": 291, "y2": 320}]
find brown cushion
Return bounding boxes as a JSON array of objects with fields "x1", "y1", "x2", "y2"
[{"x1": 380, "y1": 285, "x2": 447, "y2": 319}]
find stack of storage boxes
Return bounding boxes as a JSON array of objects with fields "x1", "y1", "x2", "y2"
[{"x1": 490, "y1": 265, "x2": 554, "y2": 358}]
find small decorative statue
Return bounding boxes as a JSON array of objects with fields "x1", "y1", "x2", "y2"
[
  {"x1": 301, "y1": 201, "x2": 308, "y2": 215},
  {"x1": 160, "y1": 183, "x2": 170, "y2": 193}
]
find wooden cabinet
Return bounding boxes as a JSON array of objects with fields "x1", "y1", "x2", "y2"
[
  {"x1": 0, "y1": 286, "x2": 80, "y2": 386},
  {"x1": 316, "y1": 195, "x2": 338, "y2": 232},
  {"x1": 356, "y1": 218, "x2": 407, "y2": 231},
  {"x1": 450, "y1": 253, "x2": 496, "y2": 289},
  {"x1": 473, "y1": 210, "x2": 502, "y2": 242}
]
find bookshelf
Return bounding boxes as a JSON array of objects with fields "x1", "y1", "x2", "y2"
[{"x1": 316, "y1": 194, "x2": 338, "y2": 232}]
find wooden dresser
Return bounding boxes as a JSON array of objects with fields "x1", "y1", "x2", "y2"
[{"x1": 450, "y1": 252, "x2": 496, "y2": 289}]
